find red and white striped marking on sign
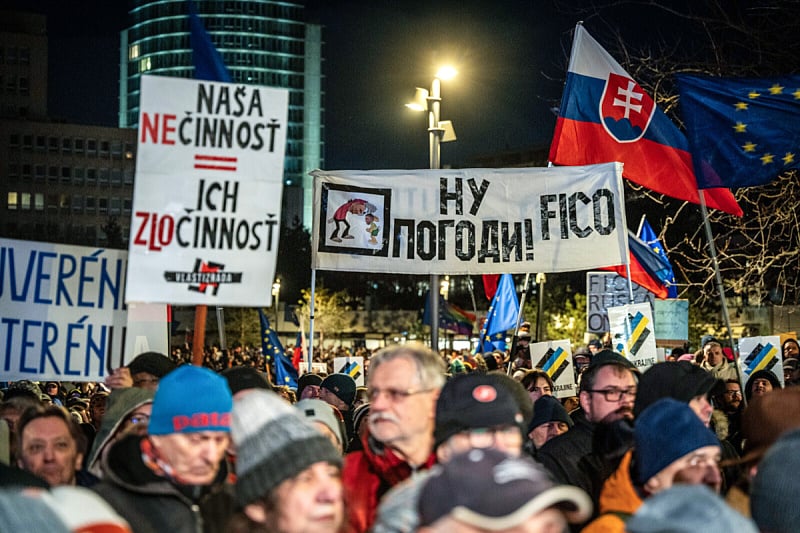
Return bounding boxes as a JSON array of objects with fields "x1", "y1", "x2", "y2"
[{"x1": 193, "y1": 154, "x2": 237, "y2": 171}]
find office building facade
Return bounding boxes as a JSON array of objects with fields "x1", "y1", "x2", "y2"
[{"x1": 119, "y1": 0, "x2": 323, "y2": 228}]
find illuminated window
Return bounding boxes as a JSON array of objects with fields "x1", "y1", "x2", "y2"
[
  {"x1": 139, "y1": 57, "x2": 151, "y2": 72},
  {"x1": 7, "y1": 192, "x2": 18, "y2": 210},
  {"x1": 21, "y1": 193, "x2": 31, "y2": 210},
  {"x1": 129, "y1": 44, "x2": 140, "y2": 60},
  {"x1": 34, "y1": 193, "x2": 44, "y2": 211}
]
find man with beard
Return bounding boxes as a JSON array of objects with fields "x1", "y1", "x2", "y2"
[
  {"x1": 715, "y1": 379, "x2": 744, "y2": 451},
  {"x1": 582, "y1": 398, "x2": 722, "y2": 532},
  {"x1": 341, "y1": 343, "x2": 445, "y2": 533},
  {"x1": 537, "y1": 351, "x2": 637, "y2": 495}
]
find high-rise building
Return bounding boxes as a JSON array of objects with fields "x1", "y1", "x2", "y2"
[
  {"x1": 119, "y1": 0, "x2": 323, "y2": 229},
  {"x1": 0, "y1": 11, "x2": 138, "y2": 247}
]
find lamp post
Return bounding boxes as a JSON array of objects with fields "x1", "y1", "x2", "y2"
[
  {"x1": 407, "y1": 66, "x2": 457, "y2": 352},
  {"x1": 272, "y1": 278, "x2": 281, "y2": 328}
]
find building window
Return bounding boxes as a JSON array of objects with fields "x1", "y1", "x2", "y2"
[
  {"x1": 111, "y1": 168, "x2": 122, "y2": 186},
  {"x1": 62, "y1": 137, "x2": 72, "y2": 153},
  {"x1": 98, "y1": 197, "x2": 108, "y2": 214},
  {"x1": 9, "y1": 133, "x2": 19, "y2": 147},
  {"x1": 123, "y1": 198, "x2": 132, "y2": 215},
  {"x1": 87, "y1": 139, "x2": 97, "y2": 156},
  {"x1": 22, "y1": 135, "x2": 32, "y2": 150},
  {"x1": 19, "y1": 77, "x2": 29, "y2": 96},
  {"x1": 8, "y1": 163, "x2": 18, "y2": 179},
  {"x1": 139, "y1": 57, "x2": 151, "y2": 72},
  {"x1": 18, "y1": 48, "x2": 29, "y2": 66},
  {"x1": 36, "y1": 136, "x2": 46, "y2": 151},
  {"x1": 98, "y1": 168, "x2": 109, "y2": 185},
  {"x1": 49, "y1": 137, "x2": 59, "y2": 152},
  {"x1": 21, "y1": 164, "x2": 31, "y2": 179},
  {"x1": 72, "y1": 195, "x2": 83, "y2": 213},
  {"x1": 73, "y1": 167, "x2": 85, "y2": 184},
  {"x1": 61, "y1": 166, "x2": 71, "y2": 182},
  {"x1": 123, "y1": 168, "x2": 134, "y2": 185},
  {"x1": 100, "y1": 140, "x2": 110, "y2": 156},
  {"x1": 110, "y1": 197, "x2": 121, "y2": 215},
  {"x1": 129, "y1": 43, "x2": 140, "y2": 60},
  {"x1": 21, "y1": 192, "x2": 31, "y2": 210},
  {"x1": 7, "y1": 192, "x2": 18, "y2": 210},
  {"x1": 34, "y1": 193, "x2": 44, "y2": 211},
  {"x1": 35, "y1": 165, "x2": 45, "y2": 180},
  {"x1": 48, "y1": 166, "x2": 58, "y2": 182},
  {"x1": 74, "y1": 138, "x2": 85, "y2": 153},
  {"x1": 86, "y1": 168, "x2": 97, "y2": 184}
]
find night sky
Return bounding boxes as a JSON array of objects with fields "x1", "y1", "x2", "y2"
[
  {"x1": 5, "y1": 0, "x2": 578, "y2": 170},
  {"x1": 5, "y1": 1, "x2": 688, "y2": 170}
]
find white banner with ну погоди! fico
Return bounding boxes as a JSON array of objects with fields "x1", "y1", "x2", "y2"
[
  {"x1": 311, "y1": 162, "x2": 628, "y2": 275},
  {"x1": 125, "y1": 75, "x2": 289, "y2": 306}
]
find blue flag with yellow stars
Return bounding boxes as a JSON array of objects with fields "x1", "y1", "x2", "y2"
[
  {"x1": 677, "y1": 74, "x2": 800, "y2": 189},
  {"x1": 476, "y1": 274, "x2": 519, "y2": 353},
  {"x1": 258, "y1": 309, "x2": 298, "y2": 389}
]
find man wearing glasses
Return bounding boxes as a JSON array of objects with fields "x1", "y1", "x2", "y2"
[
  {"x1": 341, "y1": 343, "x2": 446, "y2": 533},
  {"x1": 538, "y1": 351, "x2": 637, "y2": 496}
]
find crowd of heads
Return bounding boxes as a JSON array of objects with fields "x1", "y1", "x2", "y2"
[{"x1": 1, "y1": 334, "x2": 799, "y2": 532}]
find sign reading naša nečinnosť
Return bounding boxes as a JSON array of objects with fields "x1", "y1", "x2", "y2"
[
  {"x1": 311, "y1": 163, "x2": 628, "y2": 274},
  {"x1": 1, "y1": 239, "x2": 168, "y2": 382},
  {"x1": 126, "y1": 75, "x2": 288, "y2": 306}
]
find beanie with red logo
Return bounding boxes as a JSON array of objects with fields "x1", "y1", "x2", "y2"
[{"x1": 148, "y1": 365, "x2": 232, "y2": 435}]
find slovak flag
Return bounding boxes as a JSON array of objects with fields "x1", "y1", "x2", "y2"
[{"x1": 549, "y1": 24, "x2": 742, "y2": 217}]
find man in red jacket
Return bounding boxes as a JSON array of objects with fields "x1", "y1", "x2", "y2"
[{"x1": 341, "y1": 343, "x2": 445, "y2": 533}]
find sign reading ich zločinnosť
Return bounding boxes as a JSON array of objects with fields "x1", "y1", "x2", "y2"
[{"x1": 126, "y1": 75, "x2": 289, "y2": 306}]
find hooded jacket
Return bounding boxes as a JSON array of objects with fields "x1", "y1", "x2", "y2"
[
  {"x1": 87, "y1": 388, "x2": 154, "y2": 477},
  {"x1": 581, "y1": 450, "x2": 643, "y2": 533},
  {"x1": 92, "y1": 434, "x2": 234, "y2": 533},
  {"x1": 341, "y1": 430, "x2": 436, "y2": 533}
]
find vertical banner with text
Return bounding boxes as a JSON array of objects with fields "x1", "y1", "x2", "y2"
[{"x1": 126, "y1": 75, "x2": 288, "y2": 306}]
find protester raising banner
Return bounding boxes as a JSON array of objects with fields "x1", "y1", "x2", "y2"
[
  {"x1": 311, "y1": 162, "x2": 628, "y2": 275},
  {"x1": 126, "y1": 75, "x2": 289, "y2": 306},
  {"x1": 549, "y1": 24, "x2": 741, "y2": 216}
]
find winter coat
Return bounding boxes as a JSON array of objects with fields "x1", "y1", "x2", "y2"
[
  {"x1": 581, "y1": 450, "x2": 642, "y2": 533},
  {"x1": 92, "y1": 435, "x2": 234, "y2": 533},
  {"x1": 341, "y1": 431, "x2": 436, "y2": 533},
  {"x1": 537, "y1": 408, "x2": 595, "y2": 490}
]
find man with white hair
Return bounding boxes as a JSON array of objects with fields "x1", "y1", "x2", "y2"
[{"x1": 341, "y1": 343, "x2": 445, "y2": 533}]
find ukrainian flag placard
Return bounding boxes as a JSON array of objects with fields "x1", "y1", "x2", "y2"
[
  {"x1": 738, "y1": 336, "x2": 783, "y2": 386},
  {"x1": 530, "y1": 340, "x2": 576, "y2": 398},
  {"x1": 607, "y1": 303, "x2": 658, "y2": 373}
]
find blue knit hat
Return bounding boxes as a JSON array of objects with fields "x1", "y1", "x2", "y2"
[
  {"x1": 634, "y1": 398, "x2": 719, "y2": 485},
  {"x1": 149, "y1": 365, "x2": 232, "y2": 435}
]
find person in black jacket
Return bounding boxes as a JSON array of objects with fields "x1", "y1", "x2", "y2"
[{"x1": 92, "y1": 365, "x2": 235, "y2": 533}]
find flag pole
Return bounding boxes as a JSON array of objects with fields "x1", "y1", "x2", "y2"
[
  {"x1": 308, "y1": 268, "x2": 316, "y2": 374},
  {"x1": 636, "y1": 214, "x2": 646, "y2": 237},
  {"x1": 506, "y1": 273, "x2": 531, "y2": 375},
  {"x1": 698, "y1": 190, "x2": 747, "y2": 404}
]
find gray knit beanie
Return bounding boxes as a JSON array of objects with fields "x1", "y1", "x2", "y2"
[{"x1": 232, "y1": 390, "x2": 342, "y2": 506}]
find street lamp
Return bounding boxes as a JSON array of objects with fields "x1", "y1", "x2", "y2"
[
  {"x1": 407, "y1": 66, "x2": 457, "y2": 351},
  {"x1": 272, "y1": 278, "x2": 281, "y2": 327}
]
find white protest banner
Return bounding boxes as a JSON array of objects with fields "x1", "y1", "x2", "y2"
[
  {"x1": 530, "y1": 340, "x2": 576, "y2": 398},
  {"x1": 653, "y1": 299, "x2": 689, "y2": 345},
  {"x1": 311, "y1": 163, "x2": 627, "y2": 275},
  {"x1": 126, "y1": 75, "x2": 288, "y2": 306},
  {"x1": 1, "y1": 239, "x2": 168, "y2": 381},
  {"x1": 738, "y1": 336, "x2": 783, "y2": 386},
  {"x1": 607, "y1": 302, "x2": 657, "y2": 373},
  {"x1": 333, "y1": 356, "x2": 365, "y2": 387},
  {"x1": 586, "y1": 272, "x2": 655, "y2": 333}
]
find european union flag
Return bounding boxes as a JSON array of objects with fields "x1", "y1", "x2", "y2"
[
  {"x1": 188, "y1": 0, "x2": 233, "y2": 82},
  {"x1": 476, "y1": 274, "x2": 520, "y2": 353},
  {"x1": 258, "y1": 309, "x2": 298, "y2": 389},
  {"x1": 637, "y1": 219, "x2": 678, "y2": 298},
  {"x1": 677, "y1": 74, "x2": 800, "y2": 189}
]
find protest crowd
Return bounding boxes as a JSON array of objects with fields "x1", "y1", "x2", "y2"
[{"x1": 1, "y1": 333, "x2": 799, "y2": 533}]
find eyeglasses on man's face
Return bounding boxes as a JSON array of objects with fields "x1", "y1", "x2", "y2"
[
  {"x1": 367, "y1": 387, "x2": 433, "y2": 402},
  {"x1": 584, "y1": 387, "x2": 637, "y2": 402}
]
